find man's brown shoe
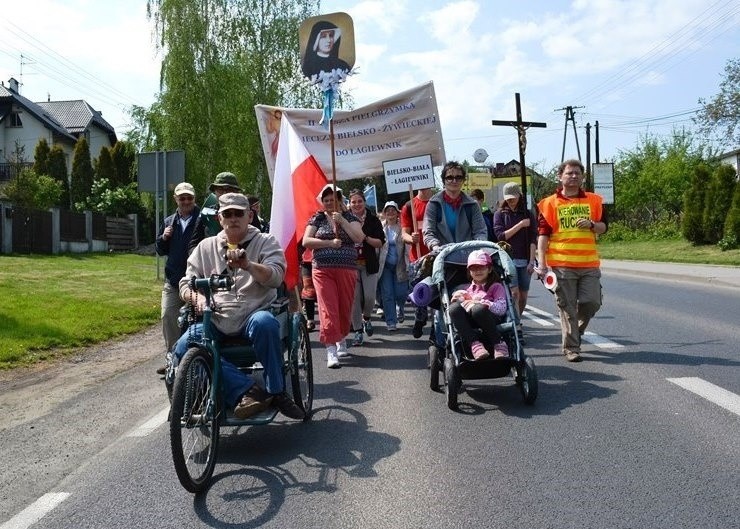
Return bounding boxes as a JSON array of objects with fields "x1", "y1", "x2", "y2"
[
  {"x1": 271, "y1": 392, "x2": 306, "y2": 420},
  {"x1": 564, "y1": 351, "x2": 582, "y2": 362},
  {"x1": 234, "y1": 385, "x2": 273, "y2": 419}
]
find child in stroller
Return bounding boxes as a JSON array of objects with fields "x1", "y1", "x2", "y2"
[{"x1": 449, "y1": 250, "x2": 508, "y2": 361}]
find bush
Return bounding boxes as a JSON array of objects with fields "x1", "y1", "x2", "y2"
[
  {"x1": 600, "y1": 219, "x2": 681, "y2": 243},
  {"x1": 3, "y1": 168, "x2": 63, "y2": 209},
  {"x1": 717, "y1": 234, "x2": 738, "y2": 251}
]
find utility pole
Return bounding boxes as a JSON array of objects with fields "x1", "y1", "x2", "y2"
[
  {"x1": 555, "y1": 105, "x2": 584, "y2": 162},
  {"x1": 491, "y1": 93, "x2": 547, "y2": 199},
  {"x1": 585, "y1": 122, "x2": 591, "y2": 191}
]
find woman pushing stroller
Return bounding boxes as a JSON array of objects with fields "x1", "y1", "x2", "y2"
[{"x1": 449, "y1": 250, "x2": 509, "y2": 361}]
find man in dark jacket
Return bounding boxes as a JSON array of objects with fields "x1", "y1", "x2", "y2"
[{"x1": 155, "y1": 182, "x2": 200, "y2": 372}]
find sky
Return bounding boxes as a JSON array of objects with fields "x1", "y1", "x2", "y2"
[{"x1": 1, "y1": 0, "x2": 738, "y2": 173}]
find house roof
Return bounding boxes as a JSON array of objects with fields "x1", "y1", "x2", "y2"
[
  {"x1": 0, "y1": 84, "x2": 77, "y2": 143},
  {"x1": 36, "y1": 99, "x2": 117, "y2": 144}
]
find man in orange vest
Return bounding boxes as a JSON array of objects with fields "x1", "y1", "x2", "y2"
[{"x1": 536, "y1": 159, "x2": 608, "y2": 362}]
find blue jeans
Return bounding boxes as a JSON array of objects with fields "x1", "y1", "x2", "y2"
[
  {"x1": 379, "y1": 264, "x2": 409, "y2": 326},
  {"x1": 174, "y1": 310, "x2": 284, "y2": 408}
]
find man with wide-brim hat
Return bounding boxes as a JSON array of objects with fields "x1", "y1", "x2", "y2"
[
  {"x1": 189, "y1": 171, "x2": 244, "y2": 253},
  {"x1": 209, "y1": 171, "x2": 243, "y2": 193}
]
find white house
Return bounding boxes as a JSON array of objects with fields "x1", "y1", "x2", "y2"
[
  {"x1": 719, "y1": 147, "x2": 740, "y2": 178},
  {"x1": 0, "y1": 77, "x2": 116, "y2": 182}
]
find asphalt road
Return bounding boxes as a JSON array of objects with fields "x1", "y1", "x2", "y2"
[{"x1": 1, "y1": 266, "x2": 738, "y2": 529}]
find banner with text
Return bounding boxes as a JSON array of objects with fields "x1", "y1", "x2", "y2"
[{"x1": 256, "y1": 81, "x2": 445, "y2": 183}]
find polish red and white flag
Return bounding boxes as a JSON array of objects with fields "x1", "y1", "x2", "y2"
[{"x1": 269, "y1": 117, "x2": 328, "y2": 290}]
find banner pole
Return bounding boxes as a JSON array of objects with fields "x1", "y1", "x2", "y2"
[{"x1": 408, "y1": 183, "x2": 420, "y2": 257}]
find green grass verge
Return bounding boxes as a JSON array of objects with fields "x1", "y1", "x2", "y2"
[
  {"x1": 598, "y1": 239, "x2": 740, "y2": 265},
  {"x1": 0, "y1": 253, "x2": 161, "y2": 369}
]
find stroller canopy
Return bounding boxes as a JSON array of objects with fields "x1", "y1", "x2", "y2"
[{"x1": 430, "y1": 241, "x2": 516, "y2": 285}]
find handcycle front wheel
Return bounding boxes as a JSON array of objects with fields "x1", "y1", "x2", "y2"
[
  {"x1": 290, "y1": 315, "x2": 314, "y2": 420},
  {"x1": 170, "y1": 346, "x2": 220, "y2": 493}
]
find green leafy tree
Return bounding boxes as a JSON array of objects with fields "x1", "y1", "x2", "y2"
[
  {"x1": 722, "y1": 175, "x2": 740, "y2": 247},
  {"x1": 70, "y1": 137, "x2": 94, "y2": 211},
  {"x1": 94, "y1": 146, "x2": 115, "y2": 184},
  {"x1": 681, "y1": 163, "x2": 711, "y2": 244},
  {"x1": 110, "y1": 140, "x2": 137, "y2": 187},
  {"x1": 48, "y1": 145, "x2": 70, "y2": 208},
  {"x1": 696, "y1": 58, "x2": 740, "y2": 147},
  {"x1": 33, "y1": 138, "x2": 51, "y2": 176},
  {"x1": 3, "y1": 168, "x2": 62, "y2": 210},
  {"x1": 702, "y1": 163, "x2": 737, "y2": 244},
  {"x1": 613, "y1": 131, "x2": 715, "y2": 228},
  {"x1": 142, "y1": 0, "x2": 321, "y2": 212}
]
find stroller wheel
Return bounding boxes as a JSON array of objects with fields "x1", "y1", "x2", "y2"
[
  {"x1": 444, "y1": 357, "x2": 460, "y2": 410},
  {"x1": 519, "y1": 356, "x2": 538, "y2": 405},
  {"x1": 428, "y1": 345, "x2": 441, "y2": 392}
]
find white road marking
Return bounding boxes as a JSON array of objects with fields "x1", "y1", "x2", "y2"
[
  {"x1": 126, "y1": 406, "x2": 170, "y2": 437},
  {"x1": 524, "y1": 306, "x2": 623, "y2": 348},
  {"x1": 522, "y1": 307, "x2": 556, "y2": 327},
  {"x1": 582, "y1": 331, "x2": 624, "y2": 349},
  {"x1": 667, "y1": 377, "x2": 740, "y2": 417},
  {"x1": 0, "y1": 493, "x2": 70, "y2": 529}
]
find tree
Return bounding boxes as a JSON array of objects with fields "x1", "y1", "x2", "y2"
[
  {"x1": 613, "y1": 131, "x2": 715, "y2": 228},
  {"x1": 94, "y1": 146, "x2": 115, "y2": 184},
  {"x1": 48, "y1": 145, "x2": 70, "y2": 208},
  {"x1": 110, "y1": 140, "x2": 136, "y2": 187},
  {"x1": 702, "y1": 163, "x2": 736, "y2": 244},
  {"x1": 3, "y1": 168, "x2": 62, "y2": 210},
  {"x1": 142, "y1": 0, "x2": 322, "y2": 211},
  {"x1": 696, "y1": 58, "x2": 740, "y2": 147},
  {"x1": 33, "y1": 138, "x2": 51, "y2": 176},
  {"x1": 723, "y1": 175, "x2": 740, "y2": 247},
  {"x1": 681, "y1": 163, "x2": 711, "y2": 244},
  {"x1": 70, "y1": 137, "x2": 94, "y2": 211}
]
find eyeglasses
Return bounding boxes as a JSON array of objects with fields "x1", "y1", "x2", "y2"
[
  {"x1": 444, "y1": 174, "x2": 465, "y2": 182},
  {"x1": 177, "y1": 195, "x2": 194, "y2": 201},
  {"x1": 221, "y1": 209, "x2": 246, "y2": 218}
]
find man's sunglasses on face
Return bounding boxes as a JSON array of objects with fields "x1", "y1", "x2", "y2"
[{"x1": 221, "y1": 209, "x2": 246, "y2": 219}]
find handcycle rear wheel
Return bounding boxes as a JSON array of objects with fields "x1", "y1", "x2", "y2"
[
  {"x1": 290, "y1": 316, "x2": 314, "y2": 420},
  {"x1": 170, "y1": 346, "x2": 220, "y2": 493}
]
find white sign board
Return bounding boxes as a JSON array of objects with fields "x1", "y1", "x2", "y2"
[
  {"x1": 592, "y1": 162, "x2": 614, "y2": 204},
  {"x1": 382, "y1": 154, "x2": 435, "y2": 194}
]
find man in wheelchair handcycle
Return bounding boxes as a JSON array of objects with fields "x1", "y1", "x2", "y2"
[{"x1": 172, "y1": 192, "x2": 305, "y2": 421}]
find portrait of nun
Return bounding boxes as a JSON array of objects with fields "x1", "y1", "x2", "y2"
[{"x1": 301, "y1": 19, "x2": 353, "y2": 80}]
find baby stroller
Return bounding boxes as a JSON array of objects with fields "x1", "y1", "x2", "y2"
[{"x1": 426, "y1": 241, "x2": 538, "y2": 410}]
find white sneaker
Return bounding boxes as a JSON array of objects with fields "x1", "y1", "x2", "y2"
[
  {"x1": 336, "y1": 339, "x2": 350, "y2": 358},
  {"x1": 327, "y1": 345, "x2": 340, "y2": 368}
]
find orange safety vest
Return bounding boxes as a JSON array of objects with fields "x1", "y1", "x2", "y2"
[{"x1": 538, "y1": 191, "x2": 603, "y2": 268}]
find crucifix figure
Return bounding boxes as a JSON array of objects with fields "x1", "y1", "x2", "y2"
[{"x1": 491, "y1": 93, "x2": 547, "y2": 199}]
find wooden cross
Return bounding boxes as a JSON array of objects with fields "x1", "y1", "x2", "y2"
[{"x1": 491, "y1": 93, "x2": 547, "y2": 199}]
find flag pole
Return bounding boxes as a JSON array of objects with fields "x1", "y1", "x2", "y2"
[{"x1": 408, "y1": 183, "x2": 420, "y2": 258}]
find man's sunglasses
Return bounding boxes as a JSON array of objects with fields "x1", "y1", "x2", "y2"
[
  {"x1": 444, "y1": 174, "x2": 465, "y2": 182},
  {"x1": 177, "y1": 195, "x2": 194, "y2": 201},
  {"x1": 221, "y1": 209, "x2": 246, "y2": 218}
]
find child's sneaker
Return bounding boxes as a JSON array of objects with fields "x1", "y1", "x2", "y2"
[
  {"x1": 470, "y1": 340, "x2": 490, "y2": 360},
  {"x1": 494, "y1": 341, "x2": 509, "y2": 359}
]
